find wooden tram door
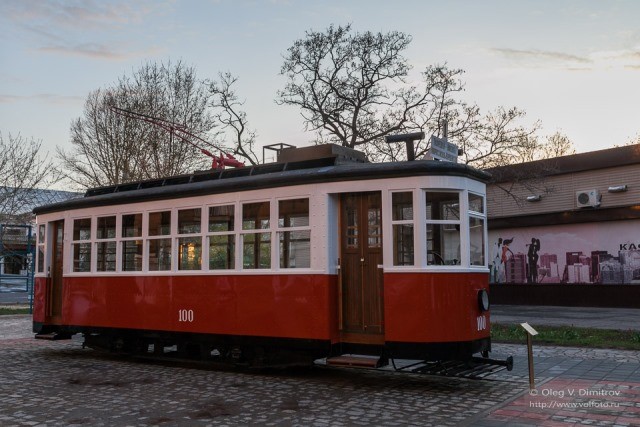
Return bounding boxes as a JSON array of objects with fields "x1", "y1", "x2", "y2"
[
  {"x1": 339, "y1": 192, "x2": 384, "y2": 343},
  {"x1": 47, "y1": 220, "x2": 65, "y2": 320}
]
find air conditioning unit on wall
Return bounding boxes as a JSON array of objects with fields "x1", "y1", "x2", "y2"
[{"x1": 576, "y1": 189, "x2": 601, "y2": 208}]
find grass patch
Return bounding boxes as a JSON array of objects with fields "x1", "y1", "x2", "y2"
[
  {"x1": 492, "y1": 323, "x2": 640, "y2": 351},
  {"x1": 0, "y1": 307, "x2": 31, "y2": 315}
]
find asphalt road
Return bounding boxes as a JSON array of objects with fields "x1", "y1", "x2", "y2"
[{"x1": 491, "y1": 304, "x2": 640, "y2": 331}]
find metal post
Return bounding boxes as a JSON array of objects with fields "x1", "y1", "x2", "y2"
[
  {"x1": 527, "y1": 332, "x2": 535, "y2": 390},
  {"x1": 405, "y1": 140, "x2": 415, "y2": 161},
  {"x1": 520, "y1": 322, "x2": 538, "y2": 391},
  {"x1": 384, "y1": 132, "x2": 425, "y2": 161}
]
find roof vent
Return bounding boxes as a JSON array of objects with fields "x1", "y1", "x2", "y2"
[{"x1": 277, "y1": 144, "x2": 368, "y2": 164}]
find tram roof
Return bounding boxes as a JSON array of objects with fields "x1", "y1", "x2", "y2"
[{"x1": 33, "y1": 158, "x2": 490, "y2": 215}]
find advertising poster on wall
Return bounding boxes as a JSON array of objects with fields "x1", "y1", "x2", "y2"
[{"x1": 489, "y1": 220, "x2": 640, "y2": 285}]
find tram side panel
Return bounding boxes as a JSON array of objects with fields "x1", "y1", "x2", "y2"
[
  {"x1": 32, "y1": 277, "x2": 46, "y2": 324},
  {"x1": 35, "y1": 274, "x2": 339, "y2": 343},
  {"x1": 383, "y1": 271, "x2": 490, "y2": 357}
]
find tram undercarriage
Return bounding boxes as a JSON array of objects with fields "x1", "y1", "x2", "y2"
[{"x1": 37, "y1": 325, "x2": 512, "y2": 379}]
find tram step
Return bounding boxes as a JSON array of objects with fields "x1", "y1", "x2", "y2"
[
  {"x1": 395, "y1": 356, "x2": 514, "y2": 379},
  {"x1": 326, "y1": 355, "x2": 385, "y2": 368},
  {"x1": 35, "y1": 332, "x2": 71, "y2": 341}
]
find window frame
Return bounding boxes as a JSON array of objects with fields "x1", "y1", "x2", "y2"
[
  {"x1": 468, "y1": 191, "x2": 487, "y2": 268},
  {"x1": 277, "y1": 197, "x2": 311, "y2": 269},
  {"x1": 147, "y1": 210, "x2": 173, "y2": 272},
  {"x1": 206, "y1": 203, "x2": 236, "y2": 271},
  {"x1": 176, "y1": 206, "x2": 203, "y2": 271},
  {"x1": 424, "y1": 190, "x2": 462, "y2": 267},
  {"x1": 240, "y1": 200, "x2": 272, "y2": 270},
  {"x1": 120, "y1": 212, "x2": 143, "y2": 272},
  {"x1": 36, "y1": 224, "x2": 46, "y2": 273},
  {"x1": 71, "y1": 217, "x2": 92, "y2": 273},
  {"x1": 95, "y1": 215, "x2": 117, "y2": 273},
  {"x1": 390, "y1": 190, "x2": 415, "y2": 267}
]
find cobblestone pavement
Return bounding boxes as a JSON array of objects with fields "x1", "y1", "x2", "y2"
[{"x1": 1, "y1": 315, "x2": 639, "y2": 426}]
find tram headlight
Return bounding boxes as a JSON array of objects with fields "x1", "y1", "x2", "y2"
[{"x1": 477, "y1": 289, "x2": 490, "y2": 312}]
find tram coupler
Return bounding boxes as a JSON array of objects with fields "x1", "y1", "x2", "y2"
[{"x1": 471, "y1": 355, "x2": 513, "y2": 371}]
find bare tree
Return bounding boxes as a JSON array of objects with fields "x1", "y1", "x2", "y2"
[
  {"x1": 486, "y1": 131, "x2": 577, "y2": 207},
  {"x1": 58, "y1": 61, "x2": 224, "y2": 189},
  {"x1": 536, "y1": 131, "x2": 576, "y2": 160},
  {"x1": 209, "y1": 72, "x2": 259, "y2": 165},
  {"x1": 277, "y1": 24, "x2": 544, "y2": 168},
  {"x1": 457, "y1": 107, "x2": 541, "y2": 169},
  {"x1": 363, "y1": 65, "x2": 468, "y2": 161},
  {"x1": 278, "y1": 24, "x2": 443, "y2": 149},
  {"x1": 0, "y1": 133, "x2": 59, "y2": 223}
]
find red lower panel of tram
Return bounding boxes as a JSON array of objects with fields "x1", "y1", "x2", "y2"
[{"x1": 33, "y1": 272, "x2": 489, "y2": 344}]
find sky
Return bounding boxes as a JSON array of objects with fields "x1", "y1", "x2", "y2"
[{"x1": 1, "y1": 0, "x2": 639, "y2": 165}]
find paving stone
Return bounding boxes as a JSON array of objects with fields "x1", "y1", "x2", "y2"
[{"x1": 3, "y1": 315, "x2": 640, "y2": 426}]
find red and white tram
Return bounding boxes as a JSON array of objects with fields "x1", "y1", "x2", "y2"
[{"x1": 33, "y1": 144, "x2": 496, "y2": 368}]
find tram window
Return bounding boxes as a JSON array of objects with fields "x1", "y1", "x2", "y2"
[
  {"x1": 278, "y1": 199, "x2": 309, "y2": 227},
  {"x1": 96, "y1": 216, "x2": 116, "y2": 272},
  {"x1": 426, "y1": 192, "x2": 459, "y2": 221},
  {"x1": 73, "y1": 243, "x2": 92, "y2": 272},
  {"x1": 37, "y1": 247, "x2": 45, "y2": 273},
  {"x1": 279, "y1": 230, "x2": 310, "y2": 268},
  {"x1": 469, "y1": 193, "x2": 484, "y2": 214},
  {"x1": 178, "y1": 237, "x2": 202, "y2": 270},
  {"x1": 97, "y1": 241, "x2": 116, "y2": 272},
  {"x1": 122, "y1": 214, "x2": 142, "y2": 237},
  {"x1": 243, "y1": 233, "x2": 271, "y2": 269},
  {"x1": 345, "y1": 208, "x2": 358, "y2": 248},
  {"x1": 72, "y1": 218, "x2": 91, "y2": 272},
  {"x1": 149, "y1": 211, "x2": 171, "y2": 236},
  {"x1": 392, "y1": 192, "x2": 414, "y2": 266},
  {"x1": 469, "y1": 216, "x2": 485, "y2": 266},
  {"x1": 209, "y1": 205, "x2": 234, "y2": 232},
  {"x1": 178, "y1": 208, "x2": 201, "y2": 234},
  {"x1": 368, "y1": 206, "x2": 382, "y2": 248},
  {"x1": 209, "y1": 235, "x2": 235, "y2": 269},
  {"x1": 392, "y1": 192, "x2": 413, "y2": 221},
  {"x1": 393, "y1": 225, "x2": 414, "y2": 266},
  {"x1": 122, "y1": 240, "x2": 142, "y2": 271},
  {"x1": 96, "y1": 216, "x2": 116, "y2": 239},
  {"x1": 277, "y1": 198, "x2": 310, "y2": 268},
  {"x1": 38, "y1": 224, "x2": 45, "y2": 243},
  {"x1": 149, "y1": 238, "x2": 172, "y2": 271},
  {"x1": 37, "y1": 224, "x2": 45, "y2": 273},
  {"x1": 242, "y1": 201, "x2": 271, "y2": 269},
  {"x1": 73, "y1": 218, "x2": 91, "y2": 240},
  {"x1": 242, "y1": 202, "x2": 269, "y2": 230},
  {"x1": 425, "y1": 191, "x2": 461, "y2": 266},
  {"x1": 207, "y1": 205, "x2": 235, "y2": 270},
  {"x1": 426, "y1": 224, "x2": 461, "y2": 265}
]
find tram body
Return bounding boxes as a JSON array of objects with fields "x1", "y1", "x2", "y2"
[{"x1": 33, "y1": 145, "x2": 492, "y2": 366}]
